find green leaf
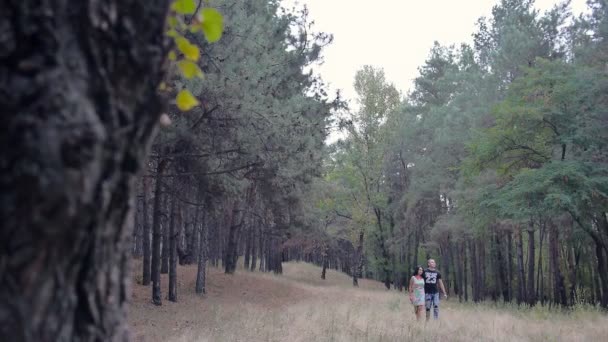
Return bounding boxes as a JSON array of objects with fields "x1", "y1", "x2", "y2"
[
  {"x1": 168, "y1": 50, "x2": 177, "y2": 61},
  {"x1": 166, "y1": 29, "x2": 179, "y2": 38},
  {"x1": 175, "y1": 36, "x2": 199, "y2": 61},
  {"x1": 200, "y1": 8, "x2": 224, "y2": 43},
  {"x1": 176, "y1": 89, "x2": 199, "y2": 111},
  {"x1": 168, "y1": 16, "x2": 179, "y2": 28},
  {"x1": 171, "y1": 0, "x2": 197, "y2": 15},
  {"x1": 177, "y1": 60, "x2": 203, "y2": 78}
]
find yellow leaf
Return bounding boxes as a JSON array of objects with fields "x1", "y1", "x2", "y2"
[
  {"x1": 171, "y1": 0, "x2": 197, "y2": 15},
  {"x1": 199, "y1": 8, "x2": 223, "y2": 43},
  {"x1": 159, "y1": 82, "x2": 167, "y2": 91},
  {"x1": 177, "y1": 60, "x2": 203, "y2": 79},
  {"x1": 168, "y1": 51, "x2": 177, "y2": 61},
  {"x1": 176, "y1": 89, "x2": 199, "y2": 111},
  {"x1": 168, "y1": 16, "x2": 178, "y2": 28},
  {"x1": 166, "y1": 29, "x2": 179, "y2": 38},
  {"x1": 175, "y1": 36, "x2": 199, "y2": 61}
]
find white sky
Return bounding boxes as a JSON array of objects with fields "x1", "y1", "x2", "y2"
[{"x1": 290, "y1": 0, "x2": 588, "y2": 104}]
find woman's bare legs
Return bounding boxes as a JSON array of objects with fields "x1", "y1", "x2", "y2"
[{"x1": 415, "y1": 305, "x2": 424, "y2": 320}]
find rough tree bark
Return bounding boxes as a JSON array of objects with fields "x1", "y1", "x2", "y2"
[{"x1": 0, "y1": 0, "x2": 170, "y2": 340}]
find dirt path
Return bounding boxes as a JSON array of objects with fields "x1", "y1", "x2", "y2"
[{"x1": 129, "y1": 263, "x2": 319, "y2": 341}]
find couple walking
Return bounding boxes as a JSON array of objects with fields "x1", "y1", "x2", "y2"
[{"x1": 408, "y1": 259, "x2": 447, "y2": 321}]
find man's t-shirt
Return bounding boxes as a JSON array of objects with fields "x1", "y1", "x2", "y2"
[{"x1": 424, "y1": 268, "x2": 442, "y2": 294}]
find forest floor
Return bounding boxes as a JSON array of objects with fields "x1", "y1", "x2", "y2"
[{"x1": 129, "y1": 261, "x2": 608, "y2": 342}]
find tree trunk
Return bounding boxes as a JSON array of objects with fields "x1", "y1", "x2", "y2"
[
  {"x1": 224, "y1": 200, "x2": 243, "y2": 274},
  {"x1": 142, "y1": 176, "x2": 152, "y2": 286},
  {"x1": 244, "y1": 223, "x2": 251, "y2": 271},
  {"x1": 549, "y1": 221, "x2": 567, "y2": 306},
  {"x1": 470, "y1": 240, "x2": 479, "y2": 302},
  {"x1": 151, "y1": 160, "x2": 168, "y2": 306},
  {"x1": 479, "y1": 239, "x2": 487, "y2": 300},
  {"x1": 536, "y1": 224, "x2": 546, "y2": 303},
  {"x1": 456, "y1": 242, "x2": 464, "y2": 302},
  {"x1": 516, "y1": 228, "x2": 526, "y2": 304},
  {"x1": 250, "y1": 225, "x2": 257, "y2": 271},
  {"x1": 168, "y1": 194, "x2": 177, "y2": 302},
  {"x1": 527, "y1": 223, "x2": 536, "y2": 306},
  {"x1": 595, "y1": 242, "x2": 608, "y2": 308},
  {"x1": 0, "y1": 0, "x2": 170, "y2": 339},
  {"x1": 463, "y1": 241, "x2": 469, "y2": 302},
  {"x1": 495, "y1": 232, "x2": 509, "y2": 302},
  {"x1": 161, "y1": 194, "x2": 170, "y2": 274},
  {"x1": 259, "y1": 233, "x2": 266, "y2": 272},
  {"x1": 353, "y1": 230, "x2": 364, "y2": 287},
  {"x1": 196, "y1": 211, "x2": 207, "y2": 295},
  {"x1": 506, "y1": 231, "x2": 513, "y2": 303},
  {"x1": 321, "y1": 247, "x2": 328, "y2": 280},
  {"x1": 567, "y1": 246, "x2": 577, "y2": 306},
  {"x1": 133, "y1": 197, "x2": 143, "y2": 257}
]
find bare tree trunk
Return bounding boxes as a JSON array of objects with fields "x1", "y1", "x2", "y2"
[
  {"x1": 527, "y1": 222, "x2": 536, "y2": 305},
  {"x1": 250, "y1": 225, "x2": 257, "y2": 271},
  {"x1": 321, "y1": 245, "x2": 329, "y2": 280},
  {"x1": 595, "y1": 242, "x2": 608, "y2": 308},
  {"x1": 516, "y1": 228, "x2": 526, "y2": 304},
  {"x1": 244, "y1": 223, "x2": 251, "y2": 271},
  {"x1": 0, "y1": 0, "x2": 170, "y2": 338},
  {"x1": 549, "y1": 221, "x2": 567, "y2": 306},
  {"x1": 470, "y1": 240, "x2": 479, "y2": 302},
  {"x1": 495, "y1": 232, "x2": 509, "y2": 302},
  {"x1": 567, "y1": 246, "x2": 577, "y2": 306},
  {"x1": 259, "y1": 233, "x2": 266, "y2": 272},
  {"x1": 196, "y1": 211, "x2": 207, "y2": 295},
  {"x1": 479, "y1": 239, "x2": 487, "y2": 300},
  {"x1": 353, "y1": 230, "x2": 364, "y2": 287},
  {"x1": 225, "y1": 200, "x2": 243, "y2": 274},
  {"x1": 464, "y1": 241, "x2": 469, "y2": 302},
  {"x1": 456, "y1": 242, "x2": 464, "y2": 302},
  {"x1": 191, "y1": 205, "x2": 200, "y2": 264},
  {"x1": 143, "y1": 176, "x2": 152, "y2": 286},
  {"x1": 168, "y1": 194, "x2": 177, "y2": 302},
  {"x1": 151, "y1": 160, "x2": 167, "y2": 306},
  {"x1": 133, "y1": 196, "x2": 143, "y2": 257},
  {"x1": 507, "y1": 231, "x2": 513, "y2": 303},
  {"x1": 161, "y1": 193, "x2": 170, "y2": 274},
  {"x1": 536, "y1": 224, "x2": 546, "y2": 303}
]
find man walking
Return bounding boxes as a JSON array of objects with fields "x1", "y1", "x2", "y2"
[{"x1": 424, "y1": 258, "x2": 447, "y2": 320}]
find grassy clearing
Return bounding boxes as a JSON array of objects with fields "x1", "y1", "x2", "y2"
[{"x1": 130, "y1": 261, "x2": 607, "y2": 342}]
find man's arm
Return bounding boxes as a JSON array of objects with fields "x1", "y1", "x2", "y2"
[{"x1": 438, "y1": 279, "x2": 447, "y2": 298}]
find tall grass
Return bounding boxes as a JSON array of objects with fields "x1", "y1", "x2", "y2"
[{"x1": 131, "y1": 261, "x2": 607, "y2": 342}]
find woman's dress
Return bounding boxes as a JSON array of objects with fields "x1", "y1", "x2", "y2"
[{"x1": 410, "y1": 276, "x2": 425, "y2": 306}]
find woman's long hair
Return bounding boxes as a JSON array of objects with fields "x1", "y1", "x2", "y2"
[{"x1": 412, "y1": 265, "x2": 424, "y2": 277}]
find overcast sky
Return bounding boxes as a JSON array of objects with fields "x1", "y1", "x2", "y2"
[{"x1": 290, "y1": 0, "x2": 588, "y2": 105}]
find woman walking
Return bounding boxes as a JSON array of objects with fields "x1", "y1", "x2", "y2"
[{"x1": 409, "y1": 266, "x2": 425, "y2": 321}]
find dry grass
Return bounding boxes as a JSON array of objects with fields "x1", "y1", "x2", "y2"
[{"x1": 129, "y1": 261, "x2": 607, "y2": 342}]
